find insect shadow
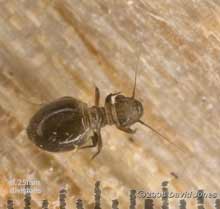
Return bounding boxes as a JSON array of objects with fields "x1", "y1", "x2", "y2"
[{"x1": 26, "y1": 70, "x2": 179, "y2": 159}]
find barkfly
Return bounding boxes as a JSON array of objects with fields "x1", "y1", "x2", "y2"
[{"x1": 26, "y1": 69, "x2": 179, "y2": 159}]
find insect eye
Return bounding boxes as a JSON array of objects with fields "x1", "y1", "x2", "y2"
[
  {"x1": 134, "y1": 101, "x2": 143, "y2": 115},
  {"x1": 115, "y1": 95, "x2": 125, "y2": 102},
  {"x1": 116, "y1": 95, "x2": 124, "y2": 99}
]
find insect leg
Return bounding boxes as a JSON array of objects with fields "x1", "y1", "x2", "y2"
[
  {"x1": 95, "y1": 86, "x2": 100, "y2": 106},
  {"x1": 79, "y1": 134, "x2": 98, "y2": 149},
  {"x1": 117, "y1": 126, "x2": 137, "y2": 134},
  {"x1": 91, "y1": 130, "x2": 103, "y2": 160}
]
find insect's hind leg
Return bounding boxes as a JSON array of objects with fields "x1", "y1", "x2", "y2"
[
  {"x1": 79, "y1": 134, "x2": 98, "y2": 149},
  {"x1": 95, "y1": 86, "x2": 100, "y2": 106},
  {"x1": 80, "y1": 130, "x2": 103, "y2": 159},
  {"x1": 91, "y1": 130, "x2": 102, "y2": 160}
]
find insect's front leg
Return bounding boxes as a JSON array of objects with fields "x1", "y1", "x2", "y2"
[{"x1": 117, "y1": 126, "x2": 137, "y2": 134}]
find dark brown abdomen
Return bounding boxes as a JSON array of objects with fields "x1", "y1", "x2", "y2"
[{"x1": 26, "y1": 97, "x2": 87, "y2": 152}]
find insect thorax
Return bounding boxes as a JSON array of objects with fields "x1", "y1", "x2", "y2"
[
  {"x1": 82, "y1": 106, "x2": 109, "y2": 130},
  {"x1": 81, "y1": 96, "x2": 143, "y2": 130}
]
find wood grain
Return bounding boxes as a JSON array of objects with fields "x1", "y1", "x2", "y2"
[{"x1": 0, "y1": 0, "x2": 220, "y2": 208}]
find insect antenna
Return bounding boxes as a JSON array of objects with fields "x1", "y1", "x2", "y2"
[
  {"x1": 140, "y1": 118, "x2": 204, "y2": 179},
  {"x1": 131, "y1": 68, "x2": 138, "y2": 98},
  {"x1": 138, "y1": 120, "x2": 185, "y2": 153},
  {"x1": 131, "y1": 51, "x2": 141, "y2": 98}
]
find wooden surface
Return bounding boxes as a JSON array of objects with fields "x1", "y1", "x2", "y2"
[{"x1": 0, "y1": 0, "x2": 220, "y2": 208}]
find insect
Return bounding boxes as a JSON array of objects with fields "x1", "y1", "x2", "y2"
[{"x1": 26, "y1": 71, "x2": 176, "y2": 159}]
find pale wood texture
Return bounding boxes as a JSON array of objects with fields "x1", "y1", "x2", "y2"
[{"x1": 0, "y1": 0, "x2": 220, "y2": 208}]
